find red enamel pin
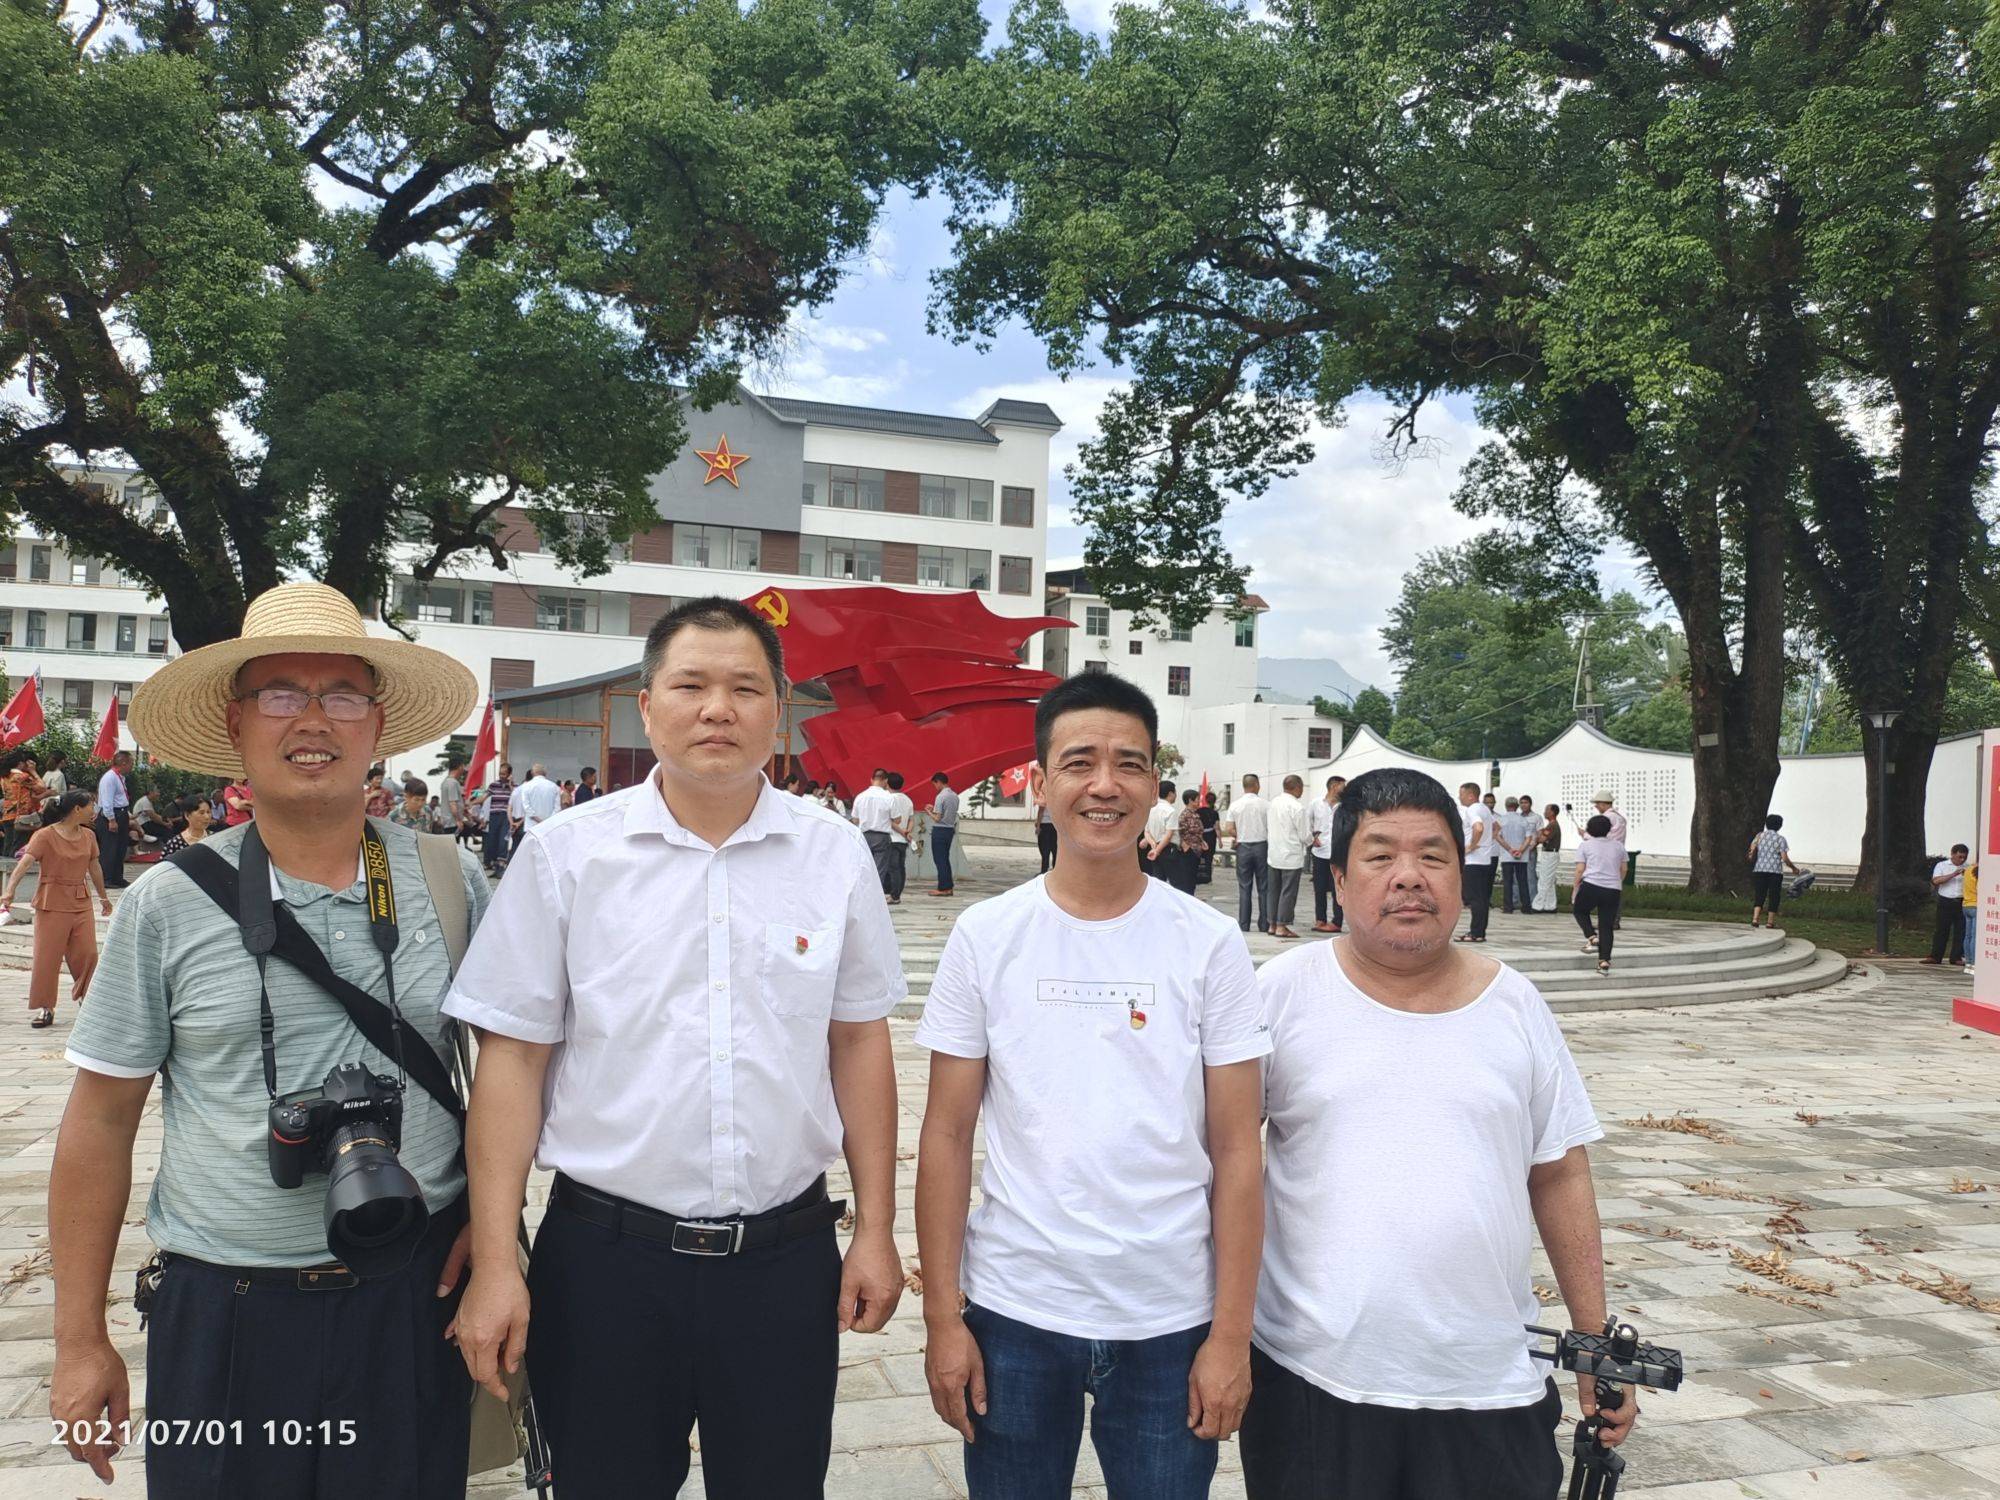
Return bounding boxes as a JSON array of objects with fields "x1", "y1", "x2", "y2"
[{"x1": 796, "y1": 935, "x2": 810, "y2": 955}]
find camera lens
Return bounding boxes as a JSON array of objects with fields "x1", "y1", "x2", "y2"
[{"x1": 323, "y1": 1122, "x2": 429, "y2": 1276}]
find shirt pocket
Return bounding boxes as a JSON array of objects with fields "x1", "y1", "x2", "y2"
[{"x1": 760, "y1": 921, "x2": 842, "y2": 1022}]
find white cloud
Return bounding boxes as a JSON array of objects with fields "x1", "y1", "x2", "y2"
[{"x1": 753, "y1": 312, "x2": 908, "y2": 405}]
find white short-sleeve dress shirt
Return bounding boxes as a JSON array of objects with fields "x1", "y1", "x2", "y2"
[
  {"x1": 1230, "y1": 793, "x2": 1269, "y2": 844},
  {"x1": 443, "y1": 772, "x2": 908, "y2": 1217},
  {"x1": 1309, "y1": 798, "x2": 1337, "y2": 859}
]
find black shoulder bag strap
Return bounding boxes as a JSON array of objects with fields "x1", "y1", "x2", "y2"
[{"x1": 169, "y1": 827, "x2": 463, "y2": 1123}]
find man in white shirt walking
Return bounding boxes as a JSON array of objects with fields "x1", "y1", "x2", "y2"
[
  {"x1": 1926, "y1": 843, "x2": 1972, "y2": 965},
  {"x1": 851, "y1": 768, "x2": 897, "y2": 895},
  {"x1": 510, "y1": 761, "x2": 561, "y2": 855},
  {"x1": 446, "y1": 597, "x2": 907, "y2": 1498},
  {"x1": 1309, "y1": 775, "x2": 1345, "y2": 933},
  {"x1": 916, "y1": 672, "x2": 1269, "y2": 1500},
  {"x1": 1243, "y1": 767, "x2": 1631, "y2": 1498},
  {"x1": 885, "y1": 771, "x2": 915, "y2": 904},
  {"x1": 1456, "y1": 781, "x2": 1496, "y2": 942},
  {"x1": 1224, "y1": 775, "x2": 1271, "y2": 934},
  {"x1": 1266, "y1": 774, "x2": 1310, "y2": 940}
]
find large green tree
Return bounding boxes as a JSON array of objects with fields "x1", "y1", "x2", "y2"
[
  {"x1": 1, "y1": 0, "x2": 980, "y2": 645},
  {"x1": 933, "y1": 0, "x2": 2000, "y2": 892}
]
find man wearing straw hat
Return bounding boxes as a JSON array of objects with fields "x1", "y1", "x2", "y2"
[{"x1": 46, "y1": 582, "x2": 489, "y2": 1496}]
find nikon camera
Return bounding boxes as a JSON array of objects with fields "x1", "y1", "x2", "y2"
[{"x1": 268, "y1": 1063, "x2": 430, "y2": 1276}]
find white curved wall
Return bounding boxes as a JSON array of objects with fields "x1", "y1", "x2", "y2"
[{"x1": 1329, "y1": 723, "x2": 1983, "y2": 867}]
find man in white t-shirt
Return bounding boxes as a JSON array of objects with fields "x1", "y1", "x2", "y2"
[
  {"x1": 1143, "y1": 778, "x2": 1181, "y2": 884},
  {"x1": 878, "y1": 771, "x2": 914, "y2": 904},
  {"x1": 1266, "y1": 774, "x2": 1311, "y2": 940},
  {"x1": 916, "y1": 671, "x2": 1269, "y2": 1500},
  {"x1": 1224, "y1": 774, "x2": 1271, "y2": 934},
  {"x1": 1309, "y1": 774, "x2": 1344, "y2": 933},
  {"x1": 851, "y1": 768, "x2": 896, "y2": 895},
  {"x1": 1926, "y1": 843, "x2": 1972, "y2": 965},
  {"x1": 1456, "y1": 781, "x2": 1496, "y2": 942},
  {"x1": 1243, "y1": 766, "x2": 1629, "y2": 1498}
]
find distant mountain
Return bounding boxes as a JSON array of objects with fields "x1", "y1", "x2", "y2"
[{"x1": 1256, "y1": 656, "x2": 1373, "y2": 709}]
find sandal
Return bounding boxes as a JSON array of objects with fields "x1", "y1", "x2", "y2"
[
  {"x1": 30, "y1": 1010, "x2": 52, "y2": 1028},
  {"x1": 1597, "y1": 961, "x2": 1611, "y2": 974},
  {"x1": 1581, "y1": 939, "x2": 1598, "y2": 953}
]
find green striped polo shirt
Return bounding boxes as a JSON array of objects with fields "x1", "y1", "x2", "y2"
[{"x1": 66, "y1": 819, "x2": 490, "y2": 1267}]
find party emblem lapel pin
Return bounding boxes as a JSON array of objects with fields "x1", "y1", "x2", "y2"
[
  {"x1": 1128, "y1": 1001, "x2": 1147, "y2": 1031},
  {"x1": 796, "y1": 935, "x2": 811, "y2": 955}
]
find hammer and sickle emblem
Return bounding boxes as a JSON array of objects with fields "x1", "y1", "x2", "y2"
[{"x1": 753, "y1": 589, "x2": 790, "y2": 629}]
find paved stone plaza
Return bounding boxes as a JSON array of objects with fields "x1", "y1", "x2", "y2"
[{"x1": 1, "y1": 860, "x2": 1998, "y2": 1497}]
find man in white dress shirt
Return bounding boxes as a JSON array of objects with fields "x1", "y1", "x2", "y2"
[
  {"x1": 852, "y1": 767, "x2": 897, "y2": 895},
  {"x1": 1266, "y1": 775, "x2": 1311, "y2": 940},
  {"x1": 1456, "y1": 781, "x2": 1495, "y2": 942},
  {"x1": 1143, "y1": 778, "x2": 1181, "y2": 882},
  {"x1": 1225, "y1": 774, "x2": 1271, "y2": 934},
  {"x1": 509, "y1": 761, "x2": 561, "y2": 856},
  {"x1": 446, "y1": 597, "x2": 907, "y2": 1499},
  {"x1": 1309, "y1": 774, "x2": 1345, "y2": 933}
]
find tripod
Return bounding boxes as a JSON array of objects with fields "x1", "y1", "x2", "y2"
[{"x1": 1527, "y1": 1319, "x2": 1683, "y2": 1500}]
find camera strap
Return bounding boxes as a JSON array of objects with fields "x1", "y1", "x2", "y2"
[{"x1": 169, "y1": 828, "x2": 464, "y2": 1123}]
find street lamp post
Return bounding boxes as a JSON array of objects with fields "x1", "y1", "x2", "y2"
[{"x1": 1864, "y1": 710, "x2": 1903, "y2": 955}]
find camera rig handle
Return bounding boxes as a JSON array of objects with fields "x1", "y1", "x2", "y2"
[{"x1": 1527, "y1": 1320, "x2": 1684, "y2": 1500}]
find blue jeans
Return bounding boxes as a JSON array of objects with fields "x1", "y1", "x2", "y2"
[
  {"x1": 932, "y1": 825, "x2": 956, "y2": 892},
  {"x1": 962, "y1": 1302, "x2": 1218, "y2": 1500}
]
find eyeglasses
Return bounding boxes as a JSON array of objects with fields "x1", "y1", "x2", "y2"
[{"x1": 237, "y1": 688, "x2": 378, "y2": 722}]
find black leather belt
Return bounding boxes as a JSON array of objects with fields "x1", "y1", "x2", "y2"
[
  {"x1": 160, "y1": 1195, "x2": 465, "y2": 1291},
  {"x1": 552, "y1": 1173, "x2": 846, "y2": 1256}
]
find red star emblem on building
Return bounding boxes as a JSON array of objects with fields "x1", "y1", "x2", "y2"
[{"x1": 695, "y1": 435, "x2": 750, "y2": 487}]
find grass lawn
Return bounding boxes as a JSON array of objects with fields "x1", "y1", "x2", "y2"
[{"x1": 1563, "y1": 882, "x2": 1942, "y2": 960}]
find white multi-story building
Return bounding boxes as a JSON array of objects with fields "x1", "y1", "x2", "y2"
[
  {"x1": 1042, "y1": 568, "x2": 1341, "y2": 800},
  {"x1": 0, "y1": 463, "x2": 173, "y2": 751},
  {"x1": 383, "y1": 387, "x2": 1063, "y2": 777}
]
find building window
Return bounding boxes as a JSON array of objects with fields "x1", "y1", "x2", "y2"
[
  {"x1": 71, "y1": 556, "x2": 101, "y2": 586},
  {"x1": 1235, "y1": 614, "x2": 1256, "y2": 648},
  {"x1": 148, "y1": 618, "x2": 170, "y2": 654},
  {"x1": 116, "y1": 615, "x2": 137, "y2": 653},
  {"x1": 999, "y1": 555, "x2": 1033, "y2": 596},
  {"x1": 674, "y1": 525, "x2": 761, "y2": 571},
  {"x1": 535, "y1": 592, "x2": 592, "y2": 633},
  {"x1": 1001, "y1": 486, "x2": 1035, "y2": 527},
  {"x1": 115, "y1": 682, "x2": 133, "y2": 710},
  {"x1": 801, "y1": 535, "x2": 884, "y2": 582},
  {"x1": 919, "y1": 474, "x2": 994, "y2": 522},
  {"x1": 29, "y1": 546, "x2": 51, "y2": 582},
  {"x1": 25, "y1": 610, "x2": 46, "y2": 648},
  {"x1": 0, "y1": 610, "x2": 10, "y2": 647},
  {"x1": 468, "y1": 588, "x2": 493, "y2": 627},
  {"x1": 1224, "y1": 723, "x2": 1235, "y2": 754},
  {"x1": 67, "y1": 613, "x2": 97, "y2": 651},
  {"x1": 1084, "y1": 659, "x2": 1109, "y2": 674},
  {"x1": 1308, "y1": 727, "x2": 1334, "y2": 759},
  {"x1": 63, "y1": 679, "x2": 93, "y2": 713},
  {"x1": 803, "y1": 463, "x2": 886, "y2": 510},
  {"x1": 1168, "y1": 624, "x2": 1192, "y2": 642},
  {"x1": 1168, "y1": 665, "x2": 1191, "y2": 697},
  {"x1": 1084, "y1": 604, "x2": 1110, "y2": 636},
  {"x1": 1128, "y1": 640, "x2": 1143, "y2": 656},
  {"x1": 917, "y1": 545, "x2": 993, "y2": 590}
]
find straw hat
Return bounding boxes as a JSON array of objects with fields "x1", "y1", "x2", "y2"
[{"x1": 129, "y1": 583, "x2": 479, "y2": 776}]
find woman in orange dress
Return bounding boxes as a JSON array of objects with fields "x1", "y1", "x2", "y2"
[{"x1": 0, "y1": 791, "x2": 111, "y2": 1027}]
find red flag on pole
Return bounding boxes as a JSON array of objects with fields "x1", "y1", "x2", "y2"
[
  {"x1": 465, "y1": 699, "x2": 497, "y2": 788},
  {"x1": 91, "y1": 696, "x2": 120, "y2": 762},
  {"x1": 998, "y1": 762, "x2": 1031, "y2": 798},
  {"x1": 0, "y1": 676, "x2": 45, "y2": 749},
  {"x1": 1200, "y1": 772, "x2": 1210, "y2": 804}
]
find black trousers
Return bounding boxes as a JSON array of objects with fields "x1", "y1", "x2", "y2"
[
  {"x1": 1932, "y1": 893, "x2": 1967, "y2": 962},
  {"x1": 526, "y1": 1195, "x2": 841, "y2": 1499},
  {"x1": 1037, "y1": 822, "x2": 1058, "y2": 872},
  {"x1": 1461, "y1": 860, "x2": 1495, "y2": 938},
  {"x1": 1501, "y1": 861, "x2": 1533, "y2": 913},
  {"x1": 865, "y1": 829, "x2": 896, "y2": 894},
  {"x1": 1241, "y1": 1349, "x2": 1563, "y2": 1500},
  {"x1": 94, "y1": 810, "x2": 130, "y2": 887},
  {"x1": 1575, "y1": 881, "x2": 1622, "y2": 963},
  {"x1": 1311, "y1": 857, "x2": 1341, "y2": 926},
  {"x1": 143, "y1": 1199, "x2": 471, "y2": 1499}
]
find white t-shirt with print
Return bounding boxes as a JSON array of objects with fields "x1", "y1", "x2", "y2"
[
  {"x1": 1254, "y1": 941, "x2": 1603, "y2": 1410},
  {"x1": 915, "y1": 876, "x2": 1272, "y2": 1341}
]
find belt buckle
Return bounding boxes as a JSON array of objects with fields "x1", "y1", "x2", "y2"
[{"x1": 671, "y1": 1219, "x2": 744, "y2": 1256}]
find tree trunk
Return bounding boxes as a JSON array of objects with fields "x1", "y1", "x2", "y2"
[
  {"x1": 1854, "y1": 722, "x2": 1942, "y2": 918},
  {"x1": 1684, "y1": 632, "x2": 1785, "y2": 895}
]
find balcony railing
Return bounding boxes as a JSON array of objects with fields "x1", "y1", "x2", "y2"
[{"x1": 0, "y1": 643, "x2": 175, "y2": 662}]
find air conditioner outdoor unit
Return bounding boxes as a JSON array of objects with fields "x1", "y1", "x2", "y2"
[{"x1": 1097, "y1": 638, "x2": 1112, "y2": 650}]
